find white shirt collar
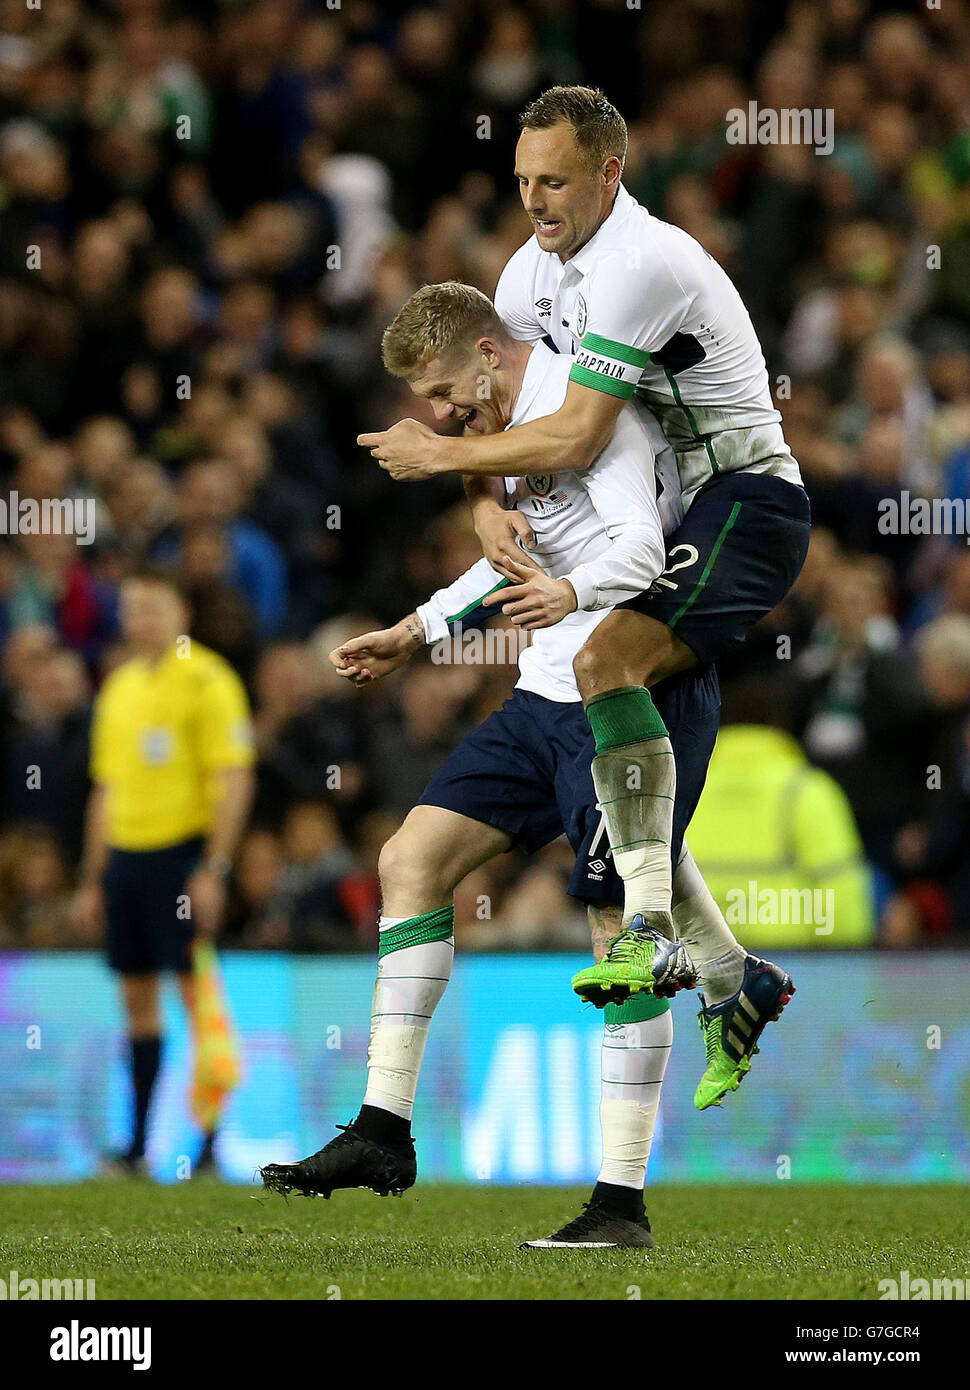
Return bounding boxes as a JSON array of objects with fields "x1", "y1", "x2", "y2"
[{"x1": 508, "y1": 341, "x2": 554, "y2": 428}]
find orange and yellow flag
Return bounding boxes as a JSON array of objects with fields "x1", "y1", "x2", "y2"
[{"x1": 190, "y1": 941, "x2": 243, "y2": 1132}]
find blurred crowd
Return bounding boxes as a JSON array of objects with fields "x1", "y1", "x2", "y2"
[{"x1": 2, "y1": 0, "x2": 970, "y2": 950}]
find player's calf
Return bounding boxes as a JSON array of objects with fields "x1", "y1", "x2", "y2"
[{"x1": 580, "y1": 683, "x2": 679, "y2": 940}]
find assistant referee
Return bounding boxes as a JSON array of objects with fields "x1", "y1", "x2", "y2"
[{"x1": 74, "y1": 566, "x2": 255, "y2": 1174}]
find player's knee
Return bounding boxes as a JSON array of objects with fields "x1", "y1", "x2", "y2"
[
  {"x1": 574, "y1": 621, "x2": 679, "y2": 697},
  {"x1": 378, "y1": 830, "x2": 443, "y2": 901},
  {"x1": 572, "y1": 640, "x2": 604, "y2": 697},
  {"x1": 377, "y1": 831, "x2": 416, "y2": 893},
  {"x1": 573, "y1": 636, "x2": 638, "y2": 699}
]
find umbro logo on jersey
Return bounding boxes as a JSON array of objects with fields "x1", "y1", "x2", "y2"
[
  {"x1": 589, "y1": 859, "x2": 607, "y2": 874},
  {"x1": 535, "y1": 298, "x2": 552, "y2": 316}
]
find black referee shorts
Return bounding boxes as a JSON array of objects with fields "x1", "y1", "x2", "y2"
[{"x1": 104, "y1": 836, "x2": 204, "y2": 975}]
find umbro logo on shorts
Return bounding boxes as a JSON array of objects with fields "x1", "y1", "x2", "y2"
[{"x1": 589, "y1": 859, "x2": 607, "y2": 874}]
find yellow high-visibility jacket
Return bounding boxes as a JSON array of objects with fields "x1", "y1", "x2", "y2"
[{"x1": 687, "y1": 725, "x2": 876, "y2": 948}]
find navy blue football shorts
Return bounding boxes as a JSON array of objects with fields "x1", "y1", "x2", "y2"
[
  {"x1": 104, "y1": 836, "x2": 204, "y2": 974},
  {"x1": 416, "y1": 669, "x2": 721, "y2": 906},
  {"x1": 618, "y1": 470, "x2": 811, "y2": 667}
]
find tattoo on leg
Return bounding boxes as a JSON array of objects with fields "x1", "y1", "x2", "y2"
[{"x1": 588, "y1": 903, "x2": 623, "y2": 962}]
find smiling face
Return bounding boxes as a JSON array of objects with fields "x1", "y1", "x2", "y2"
[
  {"x1": 405, "y1": 338, "x2": 510, "y2": 435},
  {"x1": 515, "y1": 121, "x2": 621, "y2": 260}
]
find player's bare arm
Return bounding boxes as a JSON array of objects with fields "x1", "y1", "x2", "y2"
[
  {"x1": 359, "y1": 377, "x2": 624, "y2": 482},
  {"x1": 329, "y1": 613, "x2": 427, "y2": 687}
]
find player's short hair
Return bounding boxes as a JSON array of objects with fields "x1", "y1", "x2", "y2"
[
  {"x1": 519, "y1": 85, "x2": 628, "y2": 171},
  {"x1": 381, "y1": 281, "x2": 507, "y2": 378}
]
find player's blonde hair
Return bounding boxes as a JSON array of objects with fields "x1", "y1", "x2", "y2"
[{"x1": 381, "y1": 281, "x2": 508, "y2": 378}]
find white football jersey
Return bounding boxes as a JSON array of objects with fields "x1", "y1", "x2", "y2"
[
  {"x1": 416, "y1": 342, "x2": 665, "y2": 702},
  {"x1": 495, "y1": 183, "x2": 802, "y2": 509}
]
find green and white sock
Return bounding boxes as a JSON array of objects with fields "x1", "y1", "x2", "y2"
[
  {"x1": 598, "y1": 993, "x2": 672, "y2": 1189},
  {"x1": 362, "y1": 907, "x2": 455, "y2": 1120},
  {"x1": 586, "y1": 685, "x2": 676, "y2": 938},
  {"x1": 672, "y1": 846, "x2": 745, "y2": 1006}
]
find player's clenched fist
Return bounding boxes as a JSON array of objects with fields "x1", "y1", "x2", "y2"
[
  {"x1": 358, "y1": 418, "x2": 444, "y2": 481},
  {"x1": 486, "y1": 556, "x2": 578, "y2": 629},
  {"x1": 329, "y1": 615, "x2": 427, "y2": 686}
]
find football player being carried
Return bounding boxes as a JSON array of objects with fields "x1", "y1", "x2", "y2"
[
  {"x1": 360, "y1": 86, "x2": 809, "y2": 1110},
  {"x1": 263, "y1": 282, "x2": 760, "y2": 1247}
]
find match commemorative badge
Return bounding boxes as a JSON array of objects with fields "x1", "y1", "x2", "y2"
[
  {"x1": 575, "y1": 293, "x2": 588, "y2": 338},
  {"x1": 527, "y1": 475, "x2": 553, "y2": 496}
]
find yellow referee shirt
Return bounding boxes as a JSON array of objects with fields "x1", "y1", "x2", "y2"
[{"x1": 91, "y1": 640, "x2": 255, "y2": 851}]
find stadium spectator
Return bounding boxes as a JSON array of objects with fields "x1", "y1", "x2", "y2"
[
  {"x1": 0, "y1": 824, "x2": 81, "y2": 949},
  {"x1": 224, "y1": 827, "x2": 287, "y2": 948},
  {"x1": 0, "y1": 645, "x2": 91, "y2": 861},
  {"x1": 267, "y1": 799, "x2": 371, "y2": 951}
]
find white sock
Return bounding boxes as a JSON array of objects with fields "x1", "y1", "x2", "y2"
[
  {"x1": 591, "y1": 738, "x2": 677, "y2": 936},
  {"x1": 362, "y1": 914, "x2": 454, "y2": 1120},
  {"x1": 598, "y1": 1009, "x2": 673, "y2": 1188},
  {"x1": 672, "y1": 847, "x2": 745, "y2": 1006}
]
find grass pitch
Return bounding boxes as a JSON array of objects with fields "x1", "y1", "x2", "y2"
[{"x1": 0, "y1": 1181, "x2": 963, "y2": 1301}]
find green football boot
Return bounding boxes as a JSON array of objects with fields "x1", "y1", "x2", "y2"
[
  {"x1": 572, "y1": 914, "x2": 698, "y2": 1006},
  {"x1": 694, "y1": 954, "x2": 796, "y2": 1110}
]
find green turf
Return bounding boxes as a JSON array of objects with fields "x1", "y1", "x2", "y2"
[{"x1": 0, "y1": 1182, "x2": 964, "y2": 1300}]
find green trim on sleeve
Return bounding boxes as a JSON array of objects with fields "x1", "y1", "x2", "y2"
[
  {"x1": 445, "y1": 577, "x2": 510, "y2": 624},
  {"x1": 568, "y1": 363, "x2": 636, "y2": 399}
]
